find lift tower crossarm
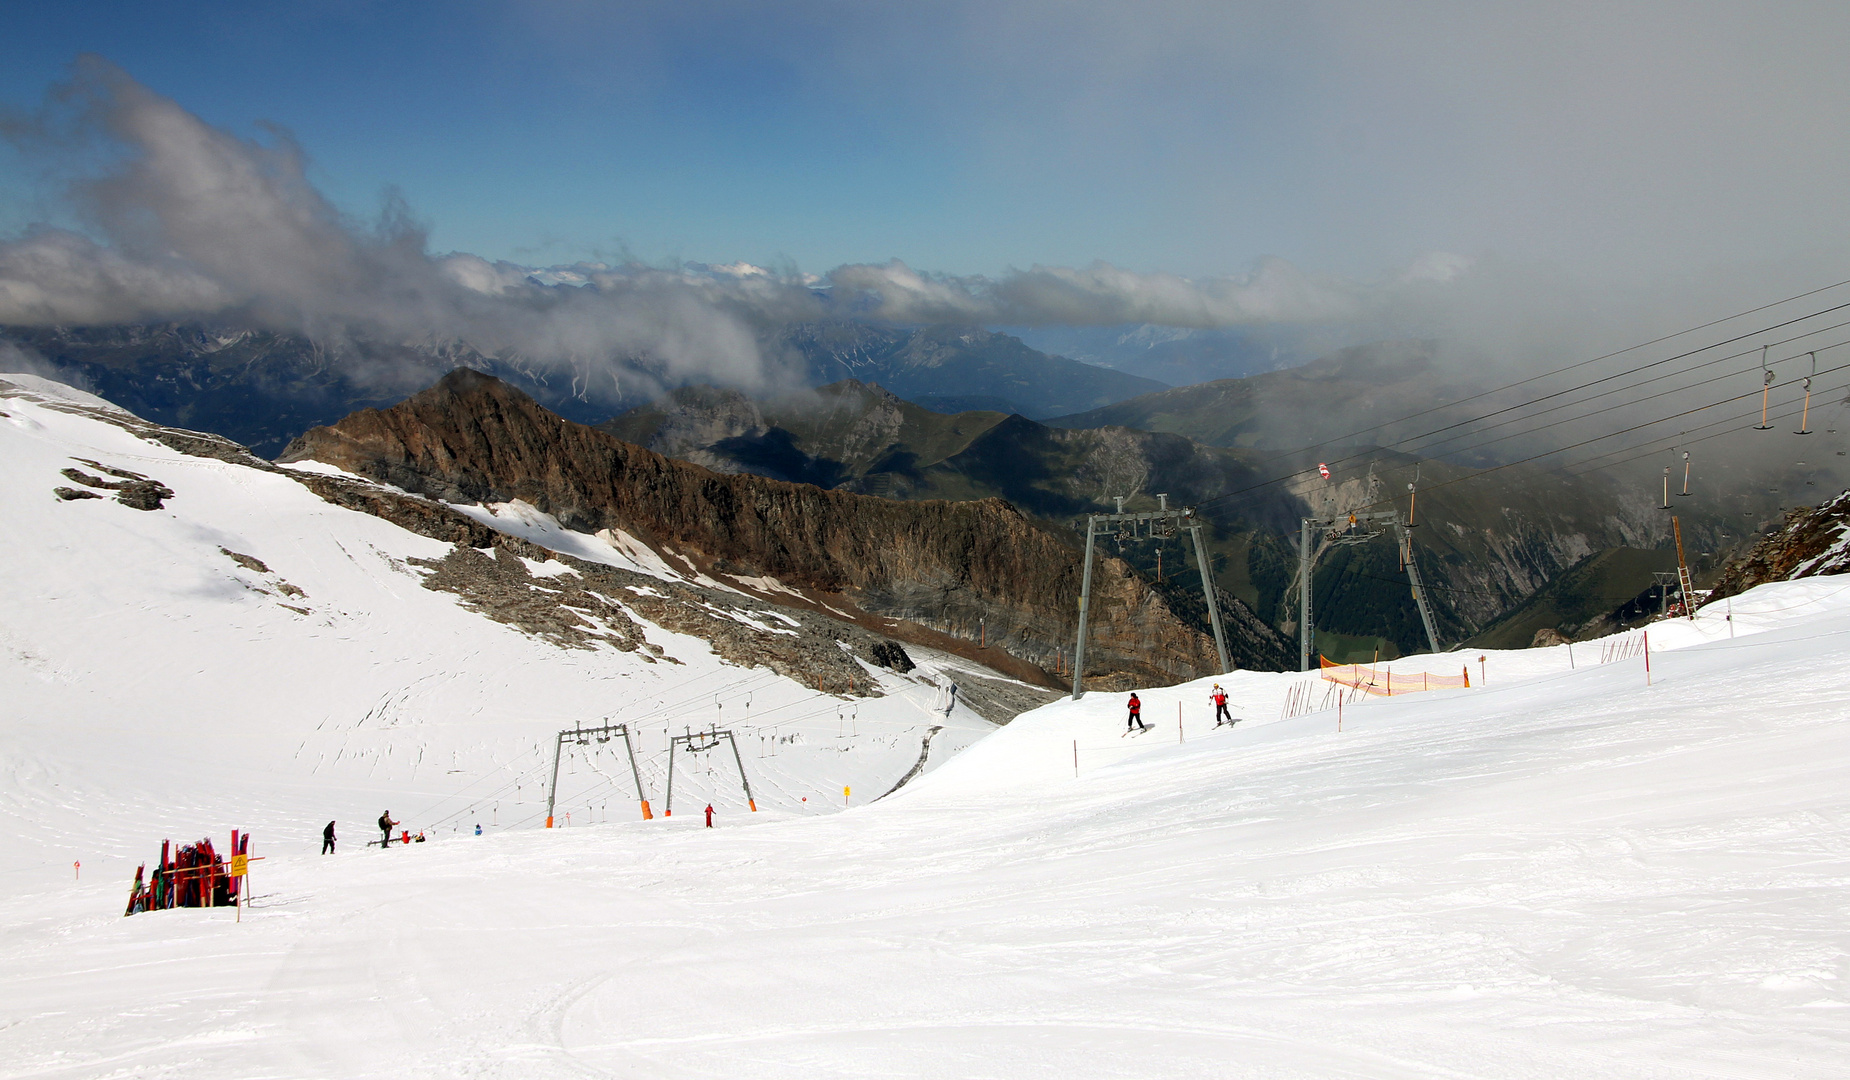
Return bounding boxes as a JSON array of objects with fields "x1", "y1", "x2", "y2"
[
  {"x1": 546, "y1": 721, "x2": 651, "y2": 825},
  {"x1": 1294, "y1": 509, "x2": 1441, "y2": 670},
  {"x1": 1070, "y1": 502, "x2": 1230, "y2": 700}
]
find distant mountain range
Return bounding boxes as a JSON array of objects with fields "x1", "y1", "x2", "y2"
[
  {"x1": 3, "y1": 319, "x2": 1810, "y2": 663},
  {"x1": 602, "y1": 374, "x2": 1762, "y2": 661},
  {"x1": 1, "y1": 321, "x2": 1165, "y2": 457},
  {"x1": 777, "y1": 322, "x2": 1167, "y2": 417},
  {"x1": 1008, "y1": 323, "x2": 1317, "y2": 386}
]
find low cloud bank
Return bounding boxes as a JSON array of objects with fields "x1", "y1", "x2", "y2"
[{"x1": 0, "y1": 57, "x2": 1761, "y2": 405}]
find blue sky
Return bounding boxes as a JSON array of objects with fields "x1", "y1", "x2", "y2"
[{"x1": 2, "y1": 1, "x2": 1848, "y2": 347}]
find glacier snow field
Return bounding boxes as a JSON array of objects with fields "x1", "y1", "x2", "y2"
[{"x1": 4, "y1": 377, "x2": 1850, "y2": 1078}]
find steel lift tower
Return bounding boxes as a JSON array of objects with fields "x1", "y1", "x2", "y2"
[
  {"x1": 1292, "y1": 509, "x2": 1441, "y2": 671},
  {"x1": 1071, "y1": 495, "x2": 1230, "y2": 700}
]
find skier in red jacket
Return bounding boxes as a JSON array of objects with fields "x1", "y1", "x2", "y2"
[
  {"x1": 1126, "y1": 693, "x2": 1146, "y2": 732},
  {"x1": 1211, "y1": 684, "x2": 1232, "y2": 726},
  {"x1": 704, "y1": 804, "x2": 715, "y2": 828}
]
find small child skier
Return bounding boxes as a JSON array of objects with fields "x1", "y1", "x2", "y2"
[
  {"x1": 1211, "y1": 684, "x2": 1232, "y2": 726},
  {"x1": 1126, "y1": 692, "x2": 1146, "y2": 731}
]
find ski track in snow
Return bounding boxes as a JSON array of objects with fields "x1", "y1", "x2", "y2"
[{"x1": 4, "y1": 378, "x2": 1850, "y2": 1076}]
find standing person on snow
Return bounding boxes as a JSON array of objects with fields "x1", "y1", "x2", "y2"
[
  {"x1": 322, "y1": 821, "x2": 336, "y2": 854},
  {"x1": 378, "y1": 811, "x2": 398, "y2": 849},
  {"x1": 704, "y1": 804, "x2": 715, "y2": 828},
  {"x1": 1211, "y1": 684, "x2": 1232, "y2": 726},
  {"x1": 1126, "y1": 692, "x2": 1146, "y2": 731}
]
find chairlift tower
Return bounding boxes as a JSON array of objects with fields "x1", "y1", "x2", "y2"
[
  {"x1": 1291, "y1": 509, "x2": 1441, "y2": 671},
  {"x1": 546, "y1": 720, "x2": 651, "y2": 826},
  {"x1": 665, "y1": 727, "x2": 756, "y2": 816},
  {"x1": 1070, "y1": 494, "x2": 1230, "y2": 700}
]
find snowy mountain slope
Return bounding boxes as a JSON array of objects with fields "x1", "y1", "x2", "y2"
[
  {"x1": 3, "y1": 500, "x2": 1848, "y2": 1078},
  {"x1": 4, "y1": 372, "x2": 1849, "y2": 1078},
  {"x1": 0, "y1": 374, "x2": 1001, "y2": 885}
]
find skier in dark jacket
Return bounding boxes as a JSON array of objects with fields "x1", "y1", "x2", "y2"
[
  {"x1": 1127, "y1": 692, "x2": 1145, "y2": 731},
  {"x1": 378, "y1": 811, "x2": 398, "y2": 848},
  {"x1": 322, "y1": 821, "x2": 336, "y2": 854}
]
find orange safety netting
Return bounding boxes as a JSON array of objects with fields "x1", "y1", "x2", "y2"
[{"x1": 1318, "y1": 656, "x2": 1470, "y2": 696}]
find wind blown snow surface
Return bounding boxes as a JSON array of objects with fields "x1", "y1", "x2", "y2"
[{"x1": 3, "y1": 376, "x2": 1849, "y2": 1077}]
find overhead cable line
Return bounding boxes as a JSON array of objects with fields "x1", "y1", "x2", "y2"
[
  {"x1": 1189, "y1": 281, "x2": 1850, "y2": 505},
  {"x1": 1191, "y1": 295, "x2": 1850, "y2": 513},
  {"x1": 1395, "y1": 339, "x2": 1850, "y2": 470},
  {"x1": 1404, "y1": 324, "x2": 1850, "y2": 461},
  {"x1": 1349, "y1": 368, "x2": 1850, "y2": 509}
]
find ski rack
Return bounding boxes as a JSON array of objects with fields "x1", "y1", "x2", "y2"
[
  {"x1": 546, "y1": 721, "x2": 651, "y2": 826},
  {"x1": 665, "y1": 727, "x2": 756, "y2": 816},
  {"x1": 1070, "y1": 495, "x2": 1230, "y2": 700}
]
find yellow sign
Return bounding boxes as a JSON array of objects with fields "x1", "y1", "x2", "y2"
[
  {"x1": 229, "y1": 854, "x2": 249, "y2": 877},
  {"x1": 843, "y1": 786, "x2": 850, "y2": 797}
]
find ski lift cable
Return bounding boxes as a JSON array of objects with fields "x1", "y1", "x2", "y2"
[
  {"x1": 1561, "y1": 389, "x2": 1821, "y2": 473},
  {"x1": 1388, "y1": 338, "x2": 1850, "y2": 469},
  {"x1": 1562, "y1": 389, "x2": 1846, "y2": 478},
  {"x1": 1196, "y1": 320, "x2": 1850, "y2": 515},
  {"x1": 1466, "y1": 370, "x2": 1850, "y2": 486},
  {"x1": 1234, "y1": 279, "x2": 1850, "y2": 469},
  {"x1": 1192, "y1": 296, "x2": 1850, "y2": 513},
  {"x1": 1399, "y1": 324, "x2": 1850, "y2": 460},
  {"x1": 1339, "y1": 368, "x2": 1850, "y2": 508},
  {"x1": 1184, "y1": 286, "x2": 1850, "y2": 510},
  {"x1": 1559, "y1": 357, "x2": 1850, "y2": 473},
  {"x1": 408, "y1": 745, "x2": 556, "y2": 831}
]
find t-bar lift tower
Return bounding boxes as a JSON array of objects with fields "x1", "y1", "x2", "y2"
[
  {"x1": 665, "y1": 727, "x2": 756, "y2": 816},
  {"x1": 547, "y1": 721, "x2": 651, "y2": 826},
  {"x1": 1071, "y1": 495, "x2": 1230, "y2": 700},
  {"x1": 1293, "y1": 509, "x2": 1441, "y2": 671}
]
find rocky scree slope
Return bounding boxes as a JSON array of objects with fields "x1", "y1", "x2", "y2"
[
  {"x1": 280, "y1": 369, "x2": 1240, "y2": 688},
  {"x1": 1, "y1": 374, "x2": 929, "y2": 703},
  {"x1": 1704, "y1": 489, "x2": 1850, "y2": 602}
]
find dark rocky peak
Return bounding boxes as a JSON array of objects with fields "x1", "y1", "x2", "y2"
[{"x1": 281, "y1": 369, "x2": 1240, "y2": 685}]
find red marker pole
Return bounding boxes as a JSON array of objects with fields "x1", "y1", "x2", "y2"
[
  {"x1": 73, "y1": 860, "x2": 79, "y2": 881},
  {"x1": 1644, "y1": 630, "x2": 1652, "y2": 686}
]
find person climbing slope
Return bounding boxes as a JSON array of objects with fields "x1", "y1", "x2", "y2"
[
  {"x1": 378, "y1": 811, "x2": 398, "y2": 849},
  {"x1": 1211, "y1": 684, "x2": 1232, "y2": 726},
  {"x1": 322, "y1": 821, "x2": 336, "y2": 854},
  {"x1": 1126, "y1": 692, "x2": 1146, "y2": 732}
]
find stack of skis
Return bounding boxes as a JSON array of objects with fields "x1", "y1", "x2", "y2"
[{"x1": 124, "y1": 831, "x2": 250, "y2": 916}]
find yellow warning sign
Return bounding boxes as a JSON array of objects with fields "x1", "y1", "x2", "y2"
[{"x1": 229, "y1": 854, "x2": 249, "y2": 877}]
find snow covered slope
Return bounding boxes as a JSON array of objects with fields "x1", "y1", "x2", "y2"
[
  {"x1": 4, "y1": 373, "x2": 1848, "y2": 1078},
  {"x1": 0, "y1": 375, "x2": 1000, "y2": 880}
]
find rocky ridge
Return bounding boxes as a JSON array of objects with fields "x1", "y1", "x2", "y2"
[
  {"x1": 1704, "y1": 490, "x2": 1850, "y2": 603},
  {"x1": 281, "y1": 369, "x2": 1235, "y2": 688}
]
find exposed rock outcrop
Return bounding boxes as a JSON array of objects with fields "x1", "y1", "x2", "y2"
[
  {"x1": 280, "y1": 369, "x2": 1234, "y2": 686},
  {"x1": 1704, "y1": 491, "x2": 1850, "y2": 603}
]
